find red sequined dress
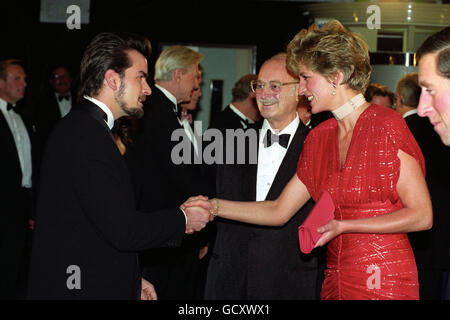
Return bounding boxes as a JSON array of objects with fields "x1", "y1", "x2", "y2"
[{"x1": 297, "y1": 104, "x2": 425, "y2": 300}]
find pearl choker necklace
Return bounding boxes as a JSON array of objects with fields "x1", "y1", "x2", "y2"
[{"x1": 331, "y1": 93, "x2": 366, "y2": 121}]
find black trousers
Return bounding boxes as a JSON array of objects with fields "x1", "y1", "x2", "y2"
[{"x1": 0, "y1": 188, "x2": 32, "y2": 299}]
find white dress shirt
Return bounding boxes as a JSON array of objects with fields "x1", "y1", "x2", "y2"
[
  {"x1": 55, "y1": 92, "x2": 72, "y2": 118},
  {"x1": 0, "y1": 98, "x2": 32, "y2": 188},
  {"x1": 83, "y1": 95, "x2": 115, "y2": 129},
  {"x1": 256, "y1": 114, "x2": 300, "y2": 201},
  {"x1": 402, "y1": 109, "x2": 418, "y2": 119}
]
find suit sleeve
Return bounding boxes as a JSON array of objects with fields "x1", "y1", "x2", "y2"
[{"x1": 72, "y1": 132, "x2": 186, "y2": 252}]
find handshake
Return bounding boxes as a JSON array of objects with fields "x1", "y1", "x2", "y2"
[{"x1": 180, "y1": 195, "x2": 216, "y2": 234}]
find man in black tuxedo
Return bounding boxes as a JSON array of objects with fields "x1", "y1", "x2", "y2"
[
  {"x1": 125, "y1": 45, "x2": 213, "y2": 299},
  {"x1": 34, "y1": 64, "x2": 75, "y2": 149},
  {"x1": 395, "y1": 72, "x2": 450, "y2": 300},
  {"x1": 204, "y1": 54, "x2": 324, "y2": 299},
  {"x1": 210, "y1": 74, "x2": 261, "y2": 132},
  {"x1": 0, "y1": 59, "x2": 35, "y2": 299},
  {"x1": 27, "y1": 32, "x2": 211, "y2": 300}
]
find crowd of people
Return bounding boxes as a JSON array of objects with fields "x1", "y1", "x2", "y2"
[{"x1": 0, "y1": 20, "x2": 449, "y2": 300}]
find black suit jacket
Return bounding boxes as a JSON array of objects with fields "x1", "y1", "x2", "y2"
[
  {"x1": 127, "y1": 86, "x2": 212, "y2": 210},
  {"x1": 125, "y1": 86, "x2": 213, "y2": 299},
  {"x1": 0, "y1": 106, "x2": 36, "y2": 222},
  {"x1": 405, "y1": 113, "x2": 450, "y2": 270},
  {"x1": 210, "y1": 105, "x2": 251, "y2": 132},
  {"x1": 205, "y1": 120, "x2": 325, "y2": 299},
  {"x1": 27, "y1": 99, "x2": 186, "y2": 299}
]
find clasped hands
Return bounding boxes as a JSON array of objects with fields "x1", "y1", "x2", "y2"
[{"x1": 180, "y1": 195, "x2": 215, "y2": 234}]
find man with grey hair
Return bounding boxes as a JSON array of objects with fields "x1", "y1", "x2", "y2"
[{"x1": 125, "y1": 45, "x2": 214, "y2": 299}]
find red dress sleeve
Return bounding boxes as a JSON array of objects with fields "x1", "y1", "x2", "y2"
[{"x1": 296, "y1": 119, "x2": 336, "y2": 202}]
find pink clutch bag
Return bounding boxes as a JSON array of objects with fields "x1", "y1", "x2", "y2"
[{"x1": 298, "y1": 190, "x2": 335, "y2": 254}]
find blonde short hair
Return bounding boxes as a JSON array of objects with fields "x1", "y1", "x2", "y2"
[
  {"x1": 286, "y1": 20, "x2": 372, "y2": 92},
  {"x1": 154, "y1": 45, "x2": 203, "y2": 81}
]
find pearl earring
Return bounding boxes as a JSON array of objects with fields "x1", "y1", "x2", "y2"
[{"x1": 332, "y1": 83, "x2": 337, "y2": 96}]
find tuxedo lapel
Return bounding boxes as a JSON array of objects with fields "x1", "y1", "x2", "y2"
[
  {"x1": 0, "y1": 110, "x2": 20, "y2": 163},
  {"x1": 265, "y1": 122, "x2": 309, "y2": 201},
  {"x1": 78, "y1": 99, "x2": 115, "y2": 142}
]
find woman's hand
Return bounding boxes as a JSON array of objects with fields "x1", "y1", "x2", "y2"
[{"x1": 314, "y1": 219, "x2": 345, "y2": 248}]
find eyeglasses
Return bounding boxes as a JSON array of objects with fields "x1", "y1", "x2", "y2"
[{"x1": 250, "y1": 80, "x2": 299, "y2": 94}]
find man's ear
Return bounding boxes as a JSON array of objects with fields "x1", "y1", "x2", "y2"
[{"x1": 104, "y1": 69, "x2": 120, "y2": 91}]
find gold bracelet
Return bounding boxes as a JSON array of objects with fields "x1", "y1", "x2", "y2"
[{"x1": 211, "y1": 198, "x2": 219, "y2": 217}]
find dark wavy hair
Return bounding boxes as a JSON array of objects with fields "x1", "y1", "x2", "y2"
[
  {"x1": 416, "y1": 26, "x2": 450, "y2": 79},
  {"x1": 78, "y1": 32, "x2": 151, "y2": 101}
]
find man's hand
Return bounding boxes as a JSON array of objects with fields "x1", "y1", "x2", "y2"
[
  {"x1": 181, "y1": 195, "x2": 212, "y2": 234},
  {"x1": 141, "y1": 278, "x2": 157, "y2": 300}
]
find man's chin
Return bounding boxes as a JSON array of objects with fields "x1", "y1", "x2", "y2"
[{"x1": 123, "y1": 106, "x2": 144, "y2": 119}]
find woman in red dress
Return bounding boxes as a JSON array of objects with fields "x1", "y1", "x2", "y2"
[{"x1": 186, "y1": 20, "x2": 432, "y2": 300}]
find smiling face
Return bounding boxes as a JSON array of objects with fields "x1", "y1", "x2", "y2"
[
  {"x1": 256, "y1": 59, "x2": 298, "y2": 130},
  {"x1": 418, "y1": 52, "x2": 450, "y2": 146},
  {"x1": 297, "y1": 64, "x2": 334, "y2": 114},
  {"x1": 0, "y1": 64, "x2": 27, "y2": 104},
  {"x1": 114, "y1": 49, "x2": 152, "y2": 119}
]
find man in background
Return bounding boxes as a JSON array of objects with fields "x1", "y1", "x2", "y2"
[{"x1": 0, "y1": 59, "x2": 35, "y2": 299}]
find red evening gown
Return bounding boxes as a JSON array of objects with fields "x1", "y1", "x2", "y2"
[{"x1": 297, "y1": 104, "x2": 425, "y2": 300}]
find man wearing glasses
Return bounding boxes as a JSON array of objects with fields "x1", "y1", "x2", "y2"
[{"x1": 204, "y1": 53, "x2": 324, "y2": 299}]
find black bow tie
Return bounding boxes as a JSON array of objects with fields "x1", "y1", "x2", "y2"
[
  {"x1": 58, "y1": 95, "x2": 70, "y2": 102},
  {"x1": 6, "y1": 103, "x2": 15, "y2": 112},
  {"x1": 263, "y1": 129, "x2": 290, "y2": 149}
]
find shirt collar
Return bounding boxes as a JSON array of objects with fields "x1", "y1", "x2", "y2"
[
  {"x1": 0, "y1": 98, "x2": 14, "y2": 113},
  {"x1": 403, "y1": 109, "x2": 418, "y2": 118},
  {"x1": 261, "y1": 113, "x2": 300, "y2": 136},
  {"x1": 83, "y1": 95, "x2": 115, "y2": 129},
  {"x1": 229, "y1": 104, "x2": 255, "y2": 124},
  {"x1": 155, "y1": 84, "x2": 178, "y2": 112}
]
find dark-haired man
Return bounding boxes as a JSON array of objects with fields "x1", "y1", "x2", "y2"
[
  {"x1": 27, "y1": 32, "x2": 211, "y2": 300},
  {"x1": 416, "y1": 26, "x2": 450, "y2": 299},
  {"x1": 417, "y1": 26, "x2": 450, "y2": 147}
]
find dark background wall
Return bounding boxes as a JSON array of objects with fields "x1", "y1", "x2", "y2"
[{"x1": 1, "y1": 0, "x2": 311, "y2": 113}]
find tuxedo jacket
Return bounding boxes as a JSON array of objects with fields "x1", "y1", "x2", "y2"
[
  {"x1": 126, "y1": 85, "x2": 212, "y2": 211},
  {"x1": 0, "y1": 107, "x2": 36, "y2": 223},
  {"x1": 27, "y1": 99, "x2": 186, "y2": 300},
  {"x1": 405, "y1": 113, "x2": 450, "y2": 270},
  {"x1": 125, "y1": 86, "x2": 213, "y2": 299},
  {"x1": 210, "y1": 105, "x2": 250, "y2": 132},
  {"x1": 205, "y1": 121, "x2": 325, "y2": 300}
]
